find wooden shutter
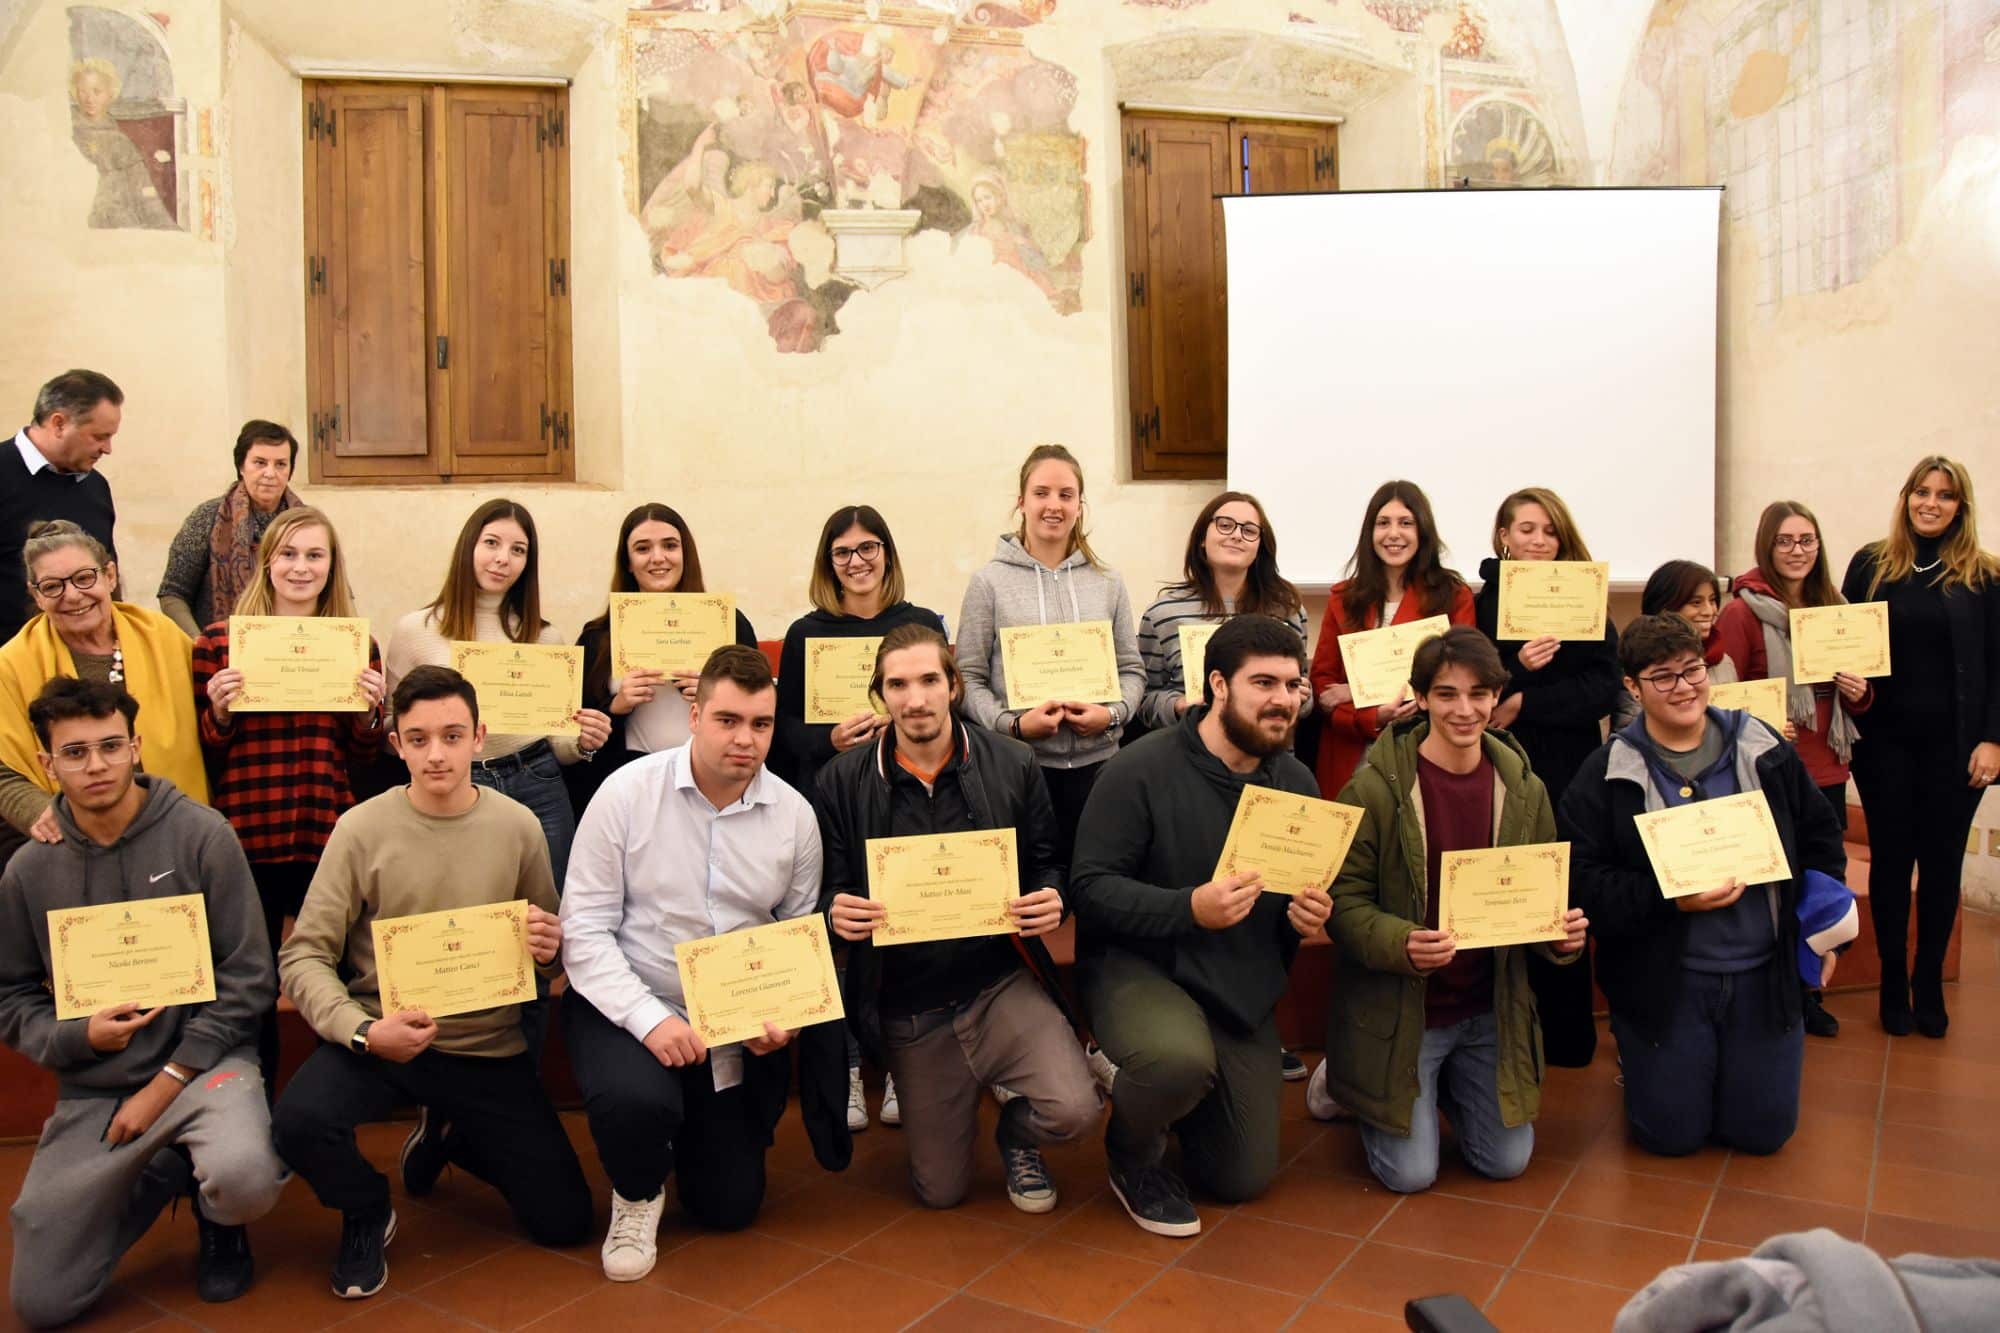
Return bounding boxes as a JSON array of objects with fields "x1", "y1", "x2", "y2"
[{"x1": 1240, "y1": 121, "x2": 1340, "y2": 195}]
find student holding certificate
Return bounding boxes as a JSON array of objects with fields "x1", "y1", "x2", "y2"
[
  {"x1": 1309, "y1": 481, "x2": 1474, "y2": 802},
  {"x1": 1071, "y1": 616, "x2": 1329, "y2": 1237},
  {"x1": 1716, "y1": 501, "x2": 1873, "y2": 1037},
  {"x1": 957, "y1": 444, "x2": 1144, "y2": 864},
  {"x1": 0, "y1": 678, "x2": 284, "y2": 1324},
  {"x1": 1560, "y1": 615, "x2": 1846, "y2": 1159},
  {"x1": 1315, "y1": 628, "x2": 1587, "y2": 1192},
  {"x1": 273, "y1": 666, "x2": 591, "y2": 1300},
  {"x1": 574, "y1": 503, "x2": 759, "y2": 809},
  {"x1": 1470, "y1": 488, "x2": 1619, "y2": 1068},
  {"x1": 191, "y1": 507, "x2": 385, "y2": 1087},
  {"x1": 1840, "y1": 456, "x2": 1998, "y2": 1038},
  {"x1": 1613, "y1": 561, "x2": 1738, "y2": 731},
  {"x1": 562, "y1": 646, "x2": 847, "y2": 1282},
  {"x1": 385, "y1": 500, "x2": 610, "y2": 888}
]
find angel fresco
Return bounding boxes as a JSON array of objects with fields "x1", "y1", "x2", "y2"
[{"x1": 65, "y1": 7, "x2": 182, "y2": 234}]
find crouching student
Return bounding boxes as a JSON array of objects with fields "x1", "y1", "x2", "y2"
[
  {"x1": 1561, "y1": 615, "x2": 1847, "y2": 1157},
  {"x1": 273, "y1": 666, "x2": 591, "y2": 1300},
  {"x1": 0, "y1": 678, "x2": 285, "y2": 1326},
  {"x1": 1323, "y1": 628, "x2": 1588, "y2": 1193}
]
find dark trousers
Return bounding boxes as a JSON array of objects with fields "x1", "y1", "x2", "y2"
[
  {"x1": 1042, "y1": 762, "x2": 1103, "y2": 873},
  {"x1": 1851, "y1": 733, "x2": 1983, "y2": 1016},
  {"x1": 1610, "y1": 968, "x2": 1802, "y2": 1157},
  {"x1": 1525, "y1": 940, "x2": 1597, "y2": 1068},
  {"x1": 249, "y1": 859, "x2": 317, "y2": 1094},
  {"x1": 563, "y1": 993, "x2": 769, "y2": 1231},
  {"x1": 270, "y1": 1042, "x2": 592, "y2": 1247}
]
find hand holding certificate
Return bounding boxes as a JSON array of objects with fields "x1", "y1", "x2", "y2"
[
  {"x1": 1337, "y1": 615, "x2": 1451, "y2": 710},
  {"x1": 1000, "y1": 621, "x2": 1121, "y2": 709},
  {"x1": 1438, "y1": 843, "x2": 1570, "y2": 948},
  {"x1": 1789, "y1": 603, "x2": 1890, "y2": 685},
  {"x1": 49, "y1": 894, "x2": 216, "y2": 1020},
  {"x1": 1708, "y1": 677, "x2": 1789, "y2": 734},
  {"x1": 867, "y1": 829, "x2": 1020, "y2": 945},
  {"x1": 450, "y1": 642, "x2": 583, "y2": 736},
  {"x1": 1495, "y1": 562, "x2": 1610, "y2": 641},
  {"x1": 229, "y1": 616, "x2": 373, "y2": 711},
  {"x1": 610, "y1": 593, "x2": 736, "y2": 679},
  {"x1": 1213, "y1": 787, "x2": 1363, "y2": 896},
  {"x1": 373, "y1": 900, "x2": 536, "y2": 1019},
  {"x1": 675, "y1": 915, "x2": 845, "y2": 1047},
  {"x1": 805, "y1": 636, "x2": 886, "y2": 724},
  {"x1": 1634, "y1": 791, "x2": 1793, "y2": 899}
]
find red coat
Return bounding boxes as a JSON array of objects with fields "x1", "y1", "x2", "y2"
[
  {"x1": 1309, "y1": 581, "x2": 1476, "y2": 799},
  {"x1": 1714, "y1": 568, "x2": 1872, "y2": 790}
]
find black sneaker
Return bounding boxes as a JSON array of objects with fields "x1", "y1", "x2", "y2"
[
  {"x1": 194, "y1": 1193, "x2": 254, "y2": 1304},
  {"x1": 1107, "y1": 1160, "x2": 1200, "y2": 1238},
  {"x1": 330, "y1": 1207, "x2": 396, "y2": 1300},
  {"x1": 1802, "y1": 988, "x2": 1839, "y2": 1038},
  {"x1": 400, "y1": 1107, "x2": 451, "y2": 1197},
  {"x1": 1281, "y1": 1049, "x2": 1308, "y2": 1081}
]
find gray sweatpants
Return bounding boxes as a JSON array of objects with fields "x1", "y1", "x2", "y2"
[{"x1": 10, "y1": 1055, "x2": 287, "y2": 1329}]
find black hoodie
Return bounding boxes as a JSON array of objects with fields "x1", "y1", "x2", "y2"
[{"x1": 773, "y1": 601, "x2": 947, "y2": 794}]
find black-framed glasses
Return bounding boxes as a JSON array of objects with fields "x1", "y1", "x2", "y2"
[
  {"x1": 50, "y1": 737, "x2": 132, "y2": 771},
  {"x1": 1638, "y1": 662, "x2": 1709, "y2": 692},
  {"x1": 30, "y1": 567, "x2": 102, "y2": 601},
  {"x1": 1212, "y1": 516, "x2": 1263, "y2": 542},
  {"x1": 830, "y1": 540, "x2": 884, "y2": 566},
  {"x1": 1772, "y1": 534, "x2": 1819, "y2": 552}
]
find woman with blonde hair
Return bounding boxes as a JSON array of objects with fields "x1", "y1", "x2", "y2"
[{"x1": 1841, "y1": 456, "x2": 1998, "y2": 1037}]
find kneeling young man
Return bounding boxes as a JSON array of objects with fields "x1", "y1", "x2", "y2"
[
  {"x1": 273, "y1": 666, "x2": 590, "y2": 1299},
  {"x1": 1323, "y1": 628, "x2": 1588, "y2": 1193},
  {"x1": 1561, "y1": 614, "x2": 1845, "y2": 1157},
  {"x1": 818, "y1": 625, "x2": 1100, "y2": 1212},
  {"x1": 0, "y1": 678, "x2": 285, "y2": 1327},
  {"x1": 1071, "y1": 615, "x2": 1330, "y2": 1237}
]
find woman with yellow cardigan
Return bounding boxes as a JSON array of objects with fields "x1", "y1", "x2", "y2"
[{"x1": 0, "y1": 520, "x2": 206, "y2": 862}]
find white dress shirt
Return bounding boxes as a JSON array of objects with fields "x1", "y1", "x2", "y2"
[{"x1": 14, "y1": 429, "x2": 73, "y2": 479}]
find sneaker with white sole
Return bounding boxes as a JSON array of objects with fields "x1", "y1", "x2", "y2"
[
  {"x1": 1304, "y1": 1059, "x2": 1353, "y2": 1122},
  {"x1": 329, "y1": 1207, "x2": 395, "y2": 1300},
  {"x1": 601, "y1": 1189, "x2": 667, "y2": 1282},
  {"x1": 847, "y1": 1069, "x2": 869, "y2": 1132},
  {"x1": 880, "y1": 1072, "x2": 901, "y2": 1126},
  {"x1": 1107, "y1": 1160, "x2": 1199, "y2": 1238},
  {"x1": 1085, "y1": 1043, "x2": 1119, "y2": 1095},
  {"x1": 1002, "y1": 1146, "x2": 1058, "y2": 1213},
  {"x1": 1281, "y1": 1048, "x2": 1309, "y2": 1081},
  {"x1": 991, "y1": 1083, "x2": 1020, "y2": 1105}
]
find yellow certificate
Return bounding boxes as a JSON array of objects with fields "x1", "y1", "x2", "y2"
[
  {"x1": 1337, "y1": 615, "x2": 1451, "y2": 709},
  {"x1": 1634, "y1": 791, "x2": 1793, "y2": 900},
  {"x1": 675, "y1": 915, "x2": 845, "y2": 1047},
  {"x1": 1213, "y1": 786, "x2": 1363, "y2": 896},
  {"x1": 372, "y1": 900, "x2": 535, "y2": 1019},
  {"x1": 1709, "y1": 677, "x2": 1789, "y2": 735},
  {"x1": 804, "y1": 636, "x2": 885, "y2": 724},
  {"x1": 866, "y1": 829, "x2": 1021, "y2": 946},
  {"x1": 609, "y1": 593, "x2": 736, "y2": 678},
  {"x1": 229, "y1": 616, "x2": 372, "y2": 712},
  {"x1": 450, "y1": 642, "x2": 582, "y2": 736},
  {"x1": 1000, "y1": 621, "x2": 1121, "y2": 708},
  {"x1": 1789, "y1": 603, "x2": 1891, "y2": 685},
  {"x1": 49, "y1": 894, "x2": 216, "y2": 1020},
  {"x1": 1178, "y1": 621, "x2": 1220, "y2": 693},
  {"x1": 1495, "y1": 561, "x2": 1610, "y2": 641},
  {"x1": 1439, "y1": 843, "x2": 1570, "y2": 949}
]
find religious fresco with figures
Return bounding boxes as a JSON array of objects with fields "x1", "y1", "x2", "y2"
[
  {"x1": 628, "y1": 0, "x2": 1081, "y2": 351},
  {"x1": 63, "y1": 4, "x2": 185, "y2": 230}
]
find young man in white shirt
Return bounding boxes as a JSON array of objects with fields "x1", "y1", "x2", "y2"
[{"x1": 561, "y1": 645, "x2": 829, "y2": 1281}]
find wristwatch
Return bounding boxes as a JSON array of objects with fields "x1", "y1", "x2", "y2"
[{"x1": 350, "y1": 1020, "x2": 375, "y2": 1055}]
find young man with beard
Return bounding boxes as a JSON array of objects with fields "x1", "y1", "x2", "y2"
[
  {"x1": 1070, "y1": 614, "x2": 1331, "y2": 1237},
  {"x1": 1319, "y1": 627, "x2": 1588, "y2": 1193},
  {"x1": 817, "y1": 624, "x2": 1100, "y2": 1213}
]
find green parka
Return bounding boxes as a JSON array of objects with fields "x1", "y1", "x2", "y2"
[{"x1": 1322, "y1": 719, "x2": 1573, "y2": 1137}]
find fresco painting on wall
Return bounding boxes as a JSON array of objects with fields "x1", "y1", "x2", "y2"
[
  {"x1": 1448, "y1": 95, "x2": 1560, "y2": 184},
  {"x1": 65, "y1": 4, "x2": 183, "y2": 230}
]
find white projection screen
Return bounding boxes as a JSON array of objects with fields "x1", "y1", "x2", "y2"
[{"x1": 1223, "y1": 188, "x2": 1721, "y2": 588}]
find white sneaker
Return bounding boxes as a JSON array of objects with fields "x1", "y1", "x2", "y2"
[
  {"x1": 601, "y1": 1190, "x2": 666, "y2": 1282},
  {"x1": 991, "y1": 1083, "x2": 1021, "y2": 1105},
  {"x1": 847, "y1": 1069, "x2": 869, "y2": 1132},
  {"x1": 1085, "y1": 1042, "x2": 1119, "y2": 1095},
  {"x1": 1304, "y1": 1059, "x2": 1352, "y2": 1122},
  {"x1": 880, "y1": 1072, "x2": 901, "y2": 1126}
]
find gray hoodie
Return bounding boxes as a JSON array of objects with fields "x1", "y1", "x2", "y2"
[
  {"x1": 0, "y1": 776, "x2": 272, "y2": 1099},
  {"x1": 957, "y1": 535, "x2": 1145, "y2": 770}
]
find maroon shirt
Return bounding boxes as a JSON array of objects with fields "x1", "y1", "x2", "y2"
[{"x1": 1416, "y1": 752, "x2": 1495, "y2": 1029}]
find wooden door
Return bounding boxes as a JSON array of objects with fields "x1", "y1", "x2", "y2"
[{"x1": 1240, "y1": 122, "x2": 1340, "y2": 195}]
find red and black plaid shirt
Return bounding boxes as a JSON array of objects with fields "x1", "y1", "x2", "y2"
[{"x1": 192, "y1": 622, "x2": 385, "y2": 864}]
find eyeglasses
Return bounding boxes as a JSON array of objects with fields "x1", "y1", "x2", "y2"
[
  {"x1": 50, "y1": 737, "x2": 133, "y2": 771},
  {"x1": 1772, "y1": 534, "x2": 1818, "y2": 552},
  {"x1": 1212, "y1": 516, "x2": 1263, "y2": 542},
  {"x1": 1638, "y1": 662, "x2": 1709, "y2": 692},
  {"x1": 29, "y1": 567, "x2": 102, "y2": 600},
  {"x1": 830, "y1": 540, "x2": 884, "y2": 566}
]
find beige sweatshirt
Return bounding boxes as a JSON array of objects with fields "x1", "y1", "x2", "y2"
[
  {"x1": 278, "y1": 785, "x2": 559, "y2": 1058},
  {"x1": 382, "y1": 591, "x2": 581, "y2": 763}
]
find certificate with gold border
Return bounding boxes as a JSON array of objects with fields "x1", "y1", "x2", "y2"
[
  {"x1": 1789, "y1": 603, "x2": 1890, "y2": 685},
  {"x1": 1337, "y1": 615, "x2": 1451, "y2": 710},
  {"x1": 1213, "y1": 787, "x2": 1363, "y2": 896},
  {"x1": 610, "y1": 593, "x2": 736, "y2": 679},
  {"x1": 1439, "y1": 843, "x2": 1570, "y2": 949},
  {"x1": 1177, "y1": 622, "x2": 1221, "y2": 692},
  {"x1": 675, "y1": 916, "x2": 845, "y2": 1047},
  {"x1": 999, "y1": 621, "x2": 1120, "y2": 708},
  {"x1": 229, "y1": 616, "x2": 371, "y2": 712},
  {"x1": 1708, "y1": 678, "x2": 1788, "y2": 735},
  {"x1": 372, "y1": 900, "x2": 535, "y2": 1019},
  {"x1": 49, "y1": 894, "x2": 216, "y2": 1020},
  {"x1": 1634, "y1": 791, "x2": 1793, "y2": 900},
  {"x1": 867, "y1": 829, "x2": 1020, "y2": 946},
  {"x1": 1495, "y1": 561, "x2": 1610, "y2": 641},
  {"x1": 450, "y1": 642, "x2": 582, "y2": 736},
  {"x1": 804, "y1": 636, "x2": 886, "y2": 724}
]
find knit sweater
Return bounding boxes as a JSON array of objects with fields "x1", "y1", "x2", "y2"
[
  {"x1": 383, "y1": 591, "x2": 580, "y2": 763},
  {"x1": 156, "y1": 494, "x2": 287, "y2": 639},
  {"x1": 1, "y1": 430, "x2": 117, "y2": 644}
]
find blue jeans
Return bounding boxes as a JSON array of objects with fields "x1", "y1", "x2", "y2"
[
  {"x1": 1611, "y1": 968, "x2": 1803, "y2": 1157},
  {"x1": 469, "y1": 741, "x2": 576, "y2": 890},
  {"x1": 1360, "y1": 1012, "x2": 1533, "y2": 1194}
]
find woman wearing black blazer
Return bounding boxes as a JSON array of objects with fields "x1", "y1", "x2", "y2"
[{"x1": 1841, "y1": 456, "x2": 1999, "y2": 1037}]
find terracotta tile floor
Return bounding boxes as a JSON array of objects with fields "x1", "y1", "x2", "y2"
[{"x1": 5, "y1": 911, "x2": 1997, "y2": 1332}]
